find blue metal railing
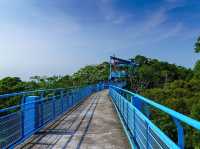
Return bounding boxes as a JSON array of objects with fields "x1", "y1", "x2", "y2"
[
  {"x1": 109, "y1": 85, "x2": 200, "y2": 149},
  {"x1": 0, "y1": 84, "x2": 104, "y2": 148},
  {"x1": 1, "y1": 83, "x2": 200, "y2": 149}
]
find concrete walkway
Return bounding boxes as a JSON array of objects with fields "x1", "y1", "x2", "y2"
[{"x1": 16, "y1": 90, "x2": 130, "y2": 149}]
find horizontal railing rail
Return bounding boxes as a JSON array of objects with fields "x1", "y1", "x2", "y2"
[
  {"x1": 110, "y1": 85, "x2": 200, "y2": 130},
  {"x1": 2, "y1": 82, "x2": 198, "y2": 149},
  {"x1": 0, "y1": 84, "x2": 105, "y2": 149},
  {"x1": 0, "y1": 85, "x2": 88, "y2": 99},
  {"x1": 109, "y1": 85, "x2": 200, "y2": 149}
]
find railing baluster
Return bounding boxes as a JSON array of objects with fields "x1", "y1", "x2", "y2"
[
  {"x1": 61, "y1": 90, "x2": 64, "y2": 113},
  {"x1": 172, "y1": 117, "x2": 184, "y2": 149},
  {"x1": 41, "y1": 99, "x2": 44, "y2": 126},
  {"x1": 21, "y1": 95, "x2": 25, "y2": 139},
  {"x1": 127, "y1": 102, "x2": 129, "y2": 127},
  {"x1": 146, "y1": 121, "x2": 149, "y2": 149},
  {"x1": 0, "y1": 85, "x2": 101, "y2": 148},
  {"x1": 110, "y1": 85, "x2": 191, "y2": 149},
  {"x1": 53, "y1": 96, "x2": 56, "y2": 118}
]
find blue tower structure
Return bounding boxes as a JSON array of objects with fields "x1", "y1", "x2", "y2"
[{"x1": 109, "y1": 56, "x2": 137, "y2": 87}]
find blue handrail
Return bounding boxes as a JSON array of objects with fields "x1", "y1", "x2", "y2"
[
  {"x1": 109, "y1": 85, "x2": 200, "y2": 149},
  {"x1": 0, "y1": 84, "x2": 104, "y2": 148},
  {"x1": 110, "y1": 85, "x2": 200, "y2": 130},
  {"x1": 0, "y1": 86, "x2": 86, "y2": 99},
  {"x1": 0, "y1": 88, "x2": 63, "y2": 99},
  {"x1": 1, "y1": 83, "x2": 199, "y2": 149}
]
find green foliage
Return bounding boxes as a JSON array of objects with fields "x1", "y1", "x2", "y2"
[
  {"x1": 72, "y1": 62, "x2": 109, "y2": 86},
  {"x1": 191, "y1": 101, "x2": 200, "y2": 120},
  {"x1": 134, "y1": 55, "x2": 149, "y2": 65},
  {"x1": 0, "y1": 55, "x2": 199, "y2": 148},
  {"x1": 128, "y1": 55, "x2": 193, "y2": 91},
  {"x1": 195, "y1": 36, "x2": 200, "y2": 53},
  {"x1": 54, "y1": 75, "x2": 73, "y2": 88},
  {"x1": 141, "y1": 78, "x2": 200, "y2": 148},
  {"x1": 0, "y1": 77, "x2": 24, "y2": 94},
  {"x1": 0, "y1": 62, "x2": 109, "y2": 108},
  {"x1": 193, "y1": 60, "x2": 200, "y2": 79},
  {"x1": 30, "y1": 75, "x2": 61, "y2": 89}
]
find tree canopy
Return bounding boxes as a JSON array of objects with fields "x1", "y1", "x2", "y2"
[
  {"x1": 195, "y1": 36, "x2": 200, "y2": 53},
  {"x1": 0, "y1": 55, "x2": 199, "y2": 148}
]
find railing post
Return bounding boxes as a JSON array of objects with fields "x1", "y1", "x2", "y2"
[
  {"x1": 122, "y1": 97, "x2": 124, "y2": 117},
  {"x1": 131, "y1": 96, "x2": 134, "y2": 105},
  {"x1": 74, "y1": 90, "x2": 76, "y2": 104},
  {"x1": 131, "y1": 96, "x2": 143, "y2": 112},
  {"x1": 61, "y1": 90, "x2": 64, "y2": 113},
  {"x1": 120, "y1": 95, "x2": 122, "y2": 112},
  {"x1": 21, "y1": 94, "x2": 25, "y2": 138},
  {"x1": 172, "y1": 117, "x2": 184, "y2": 149},
  {"x1": 133, "y1": 111, "x2": 136, "y2": 139},
  {"x1": 144, "y1": 104, "x2": 151, "y2": 119},
  {"x1": 71, "y1": 91, "x2": 74, "y2": 106},
  {"x1": 53, "y1": 96, "x2": 56, "y2": 118},
  {"x1": 131, "y1": 96, "x2": 136, "y2": 138},
  {"x1": 22, "y1": 96, "x2": 39, "y2": 137},
  {"x1": 67, "y1": 92, "x2": 70, "y2": 109},
  {"x1": 38, "y1": 91, "x2": 45, "y2": 126},
  {"x1": 146, "y1": 121, "x2": 149, "y2": 149},
  {"x1": 40, "y1": 91, "x2": 45, "y2": 99},
  {"x1": 127, "y1": 102, "x2": 129, "y2": 126}
]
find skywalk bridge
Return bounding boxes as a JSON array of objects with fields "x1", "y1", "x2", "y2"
[
  {"x1": 0, "y1": 56, "x2": 200, "y2": 149},
  {"x1": 0, "y1": 84, "x2": 200, "y2": 149}
]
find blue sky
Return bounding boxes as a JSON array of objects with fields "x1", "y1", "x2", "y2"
[{"x1": 0, "y1": 0, "x2": 200, "y2": 80}]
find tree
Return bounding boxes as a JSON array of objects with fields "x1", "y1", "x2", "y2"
[
  {"x1": 72, "y1": 62, "x2": 109, "y2": 86},
  {"x1": 54, "y1": 75, "x2": 73, "y2": 88},
  {"x1": 195, "y1": 36, "x2": 200, "y2": 53},
  {"x1": 0, "y1": 77, "x2": 24, "y2": 94},
  {"x1": 190, "y1": 101, "x2": 200, "y2": 148},
  {"x1": 134, "y1": 55, "x2": 149, "y2": 65},
  {"x1": 193, "y1": 60, "x2": 200, "y2": 79}
]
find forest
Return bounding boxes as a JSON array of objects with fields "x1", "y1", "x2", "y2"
[{"x1": 0, "y1": 37, "x2": 200, "y2": 148}]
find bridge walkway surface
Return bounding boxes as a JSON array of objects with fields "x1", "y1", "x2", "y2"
[{"x1": 16, "y1": 90, "x2": 130, "y2": 149}]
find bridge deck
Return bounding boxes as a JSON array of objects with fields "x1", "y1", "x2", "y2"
[{"x1": 16, "y1": 90, "x2": 130, "y2": 149}]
